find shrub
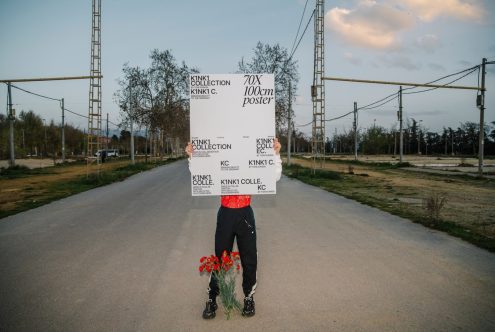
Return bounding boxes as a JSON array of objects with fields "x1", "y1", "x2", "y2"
[{"x1": 422, "y1": 193, "x2": 448, "y2": 222}]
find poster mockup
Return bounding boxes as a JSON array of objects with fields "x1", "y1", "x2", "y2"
[{"x1": 189, "y1": 74, "x2": 276, "y2": 196}]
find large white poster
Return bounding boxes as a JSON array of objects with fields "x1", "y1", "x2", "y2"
[{"x1": 189, "y1": 74, "x2": 276, "y2": 196}]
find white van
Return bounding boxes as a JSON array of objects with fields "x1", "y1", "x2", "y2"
[{"x1": 95, "y1": 149, "x2": 119, "y2": 157}]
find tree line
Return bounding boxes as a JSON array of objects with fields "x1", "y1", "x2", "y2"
[
  {"x1": 0, "y1": 111, "x2": 153, "y2": 159},
  {"x1": 327, "y1": 119, "x2": 495, "y2": 156}
]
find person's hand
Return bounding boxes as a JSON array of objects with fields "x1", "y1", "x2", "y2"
[
  {"x1": 273, "y1": 138, "x2": 281, "y2": 155},
  {"x1": 185, "y1": 142, "x2": 193, "y2": 158}
]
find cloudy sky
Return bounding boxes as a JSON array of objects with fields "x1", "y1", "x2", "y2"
[{"x1": 1, "y1": 0, "x2": 494, "y2": 138}]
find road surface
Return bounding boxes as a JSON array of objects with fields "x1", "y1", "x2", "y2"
[{"x1": 1, "y1": 160, "x2": 494, "y2": 331}]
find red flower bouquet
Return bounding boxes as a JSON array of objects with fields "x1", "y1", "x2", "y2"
[{"x1": 199, "y1": 250, "x2": 241, "y2": 319}]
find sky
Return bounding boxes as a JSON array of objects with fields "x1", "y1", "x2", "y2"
[{"x1": 1, "y1": 0, "x2": 494, "y2": 139}]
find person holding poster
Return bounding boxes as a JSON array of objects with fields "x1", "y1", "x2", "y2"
[{"x1": 186, "y1": 138, "x2": 282, "y2": 319}]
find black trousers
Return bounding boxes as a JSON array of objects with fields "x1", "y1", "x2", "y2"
[{"x1": 208, "y1": 205, "x2": 257, "y2": 298}]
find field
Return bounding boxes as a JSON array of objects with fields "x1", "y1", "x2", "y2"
[{"x1": 284, "y1": 154, "x2": 495, "y2": 251}]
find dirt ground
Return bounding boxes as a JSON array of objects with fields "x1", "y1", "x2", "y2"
[
  {"x1": 287, "y1": 156, "x2": 495, "y2": 239},
  {"x1": 0, "y1": 160, "x2": 131, "y2": 214},
  {"x1": 0, "y1": 158, "x2": 67, "y2": 169}
]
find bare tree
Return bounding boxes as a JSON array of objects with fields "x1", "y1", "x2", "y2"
[{"x1": 238, "y1": 42, "x2": 299, "y2": 133}]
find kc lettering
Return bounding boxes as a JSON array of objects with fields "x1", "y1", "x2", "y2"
[{"x1": 221, "y1": 160, "x2": 229, "y2": 166}]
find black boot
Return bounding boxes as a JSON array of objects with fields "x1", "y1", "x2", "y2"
[
  {"x1": 242, "y1": 296, "x2": 255, "y2": 317},
  {"x1": 202, "y1": 299, "x2": 218, "y2": 319}
]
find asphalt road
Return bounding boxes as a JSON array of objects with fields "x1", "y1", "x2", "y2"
[{"x1": 1, "y1": 160, "x2": 494, "y2": 331}]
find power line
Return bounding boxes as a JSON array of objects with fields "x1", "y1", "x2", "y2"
[
  {"x1": 108, "y1": 120, "x2": 120, "y2": 127},
  {"x1": 273, "y1": 8, "x2": 315, "y2": 82},
  {"x1": 288, "y1": 9, "x2": 315, "y2": 62},
  {"x1": 296, "y1": 120, "x2": 313, "y2": 127},
  {"x1": 402, "y1": 65, "x2": 479, "y2": 94},
  {"x1": 289, "y1": 0, "x2": 309, "y2": 56},
  {"x1": 353, "y1": 64, "x2": 480, "y2": 112},
  {"x1": 357, "y1": 91, "x2": 398, "y2": 111},
  {"x1": 65, "y1": 107, "x2": 120, "y2": 129},
  {"x1": 325, "y1": 111, "x2": 354, "y2": 122},
  {"x1": 403, "y1": 66, "x2": 479, "y2": 95},
  {"x1": 360, "y1": 94, "x2": 398, "y2": 111},
  {"x1": 323, "y1": 65, "x2": 479, "y2": 123},
  {"x1": 64, "y1": 107, "x2": 88, "y2": 119},
  {"x1": 4, "y1": 82, "x2": 121, "y2": 127},
  {"x1": 7, "y1": 83, "x2": 61, "y2": 102}
]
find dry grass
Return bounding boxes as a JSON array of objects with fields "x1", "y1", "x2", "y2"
[
  {"x1": 285, "y1": 156, "x2": 495, "y2": 247},
  {"x1": 0, "y1": 158, "x2": 168, "y2": 217}
]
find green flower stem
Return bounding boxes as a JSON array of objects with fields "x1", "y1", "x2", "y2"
[{"x1": 213, "y1": 269, "x2": 241, "y2": 319}]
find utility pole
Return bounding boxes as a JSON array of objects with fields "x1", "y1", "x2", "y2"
[
  {"x1": 394, "y1": 131, "x2": 397, "y2": 156},
  {"x1": 106, "y1": 112, "x2": 109, "y2": 152},
  {"x1": 129, "y1": 84, "x2": 135, "y2": 165},
  {"x1": 7, "y1": 83, "x2": 15, "y2": 167},
  {"x1": 83, "y1": 128, "x2": 86, "y2": 156},
  {"x1": 353, "y1": 101, "x2": 358, "y2": 161},
  {"x1": 43, "y1": 118, "x2": 47, "y2": 159},
  {"x1": 478, "y1": 58, "x2": 487, "y2": 177},
  {"x1": 287, "y1": 81, "x2": 292, "y2": 166},
  {"x1": 399, "y1": 86, "x2": 403, "y2": 163},
  {"x1": 61, "y1": 98, "x2": 65, "y2": 163}
]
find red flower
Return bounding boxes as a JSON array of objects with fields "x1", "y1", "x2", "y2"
[
  {"x1": 199, "y1": 251, "x2": 242, "y2": 275},
  {"x1": 198, "y1": 250, "x2": 243, "y2": 319}
]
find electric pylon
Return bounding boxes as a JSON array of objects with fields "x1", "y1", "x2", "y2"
[
  {"x1": 312, "y1": 0, "x2": 325, "y2": 168},
  {"x1": 87, "y1": 0, "x2": 102, "y2": 168}
]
